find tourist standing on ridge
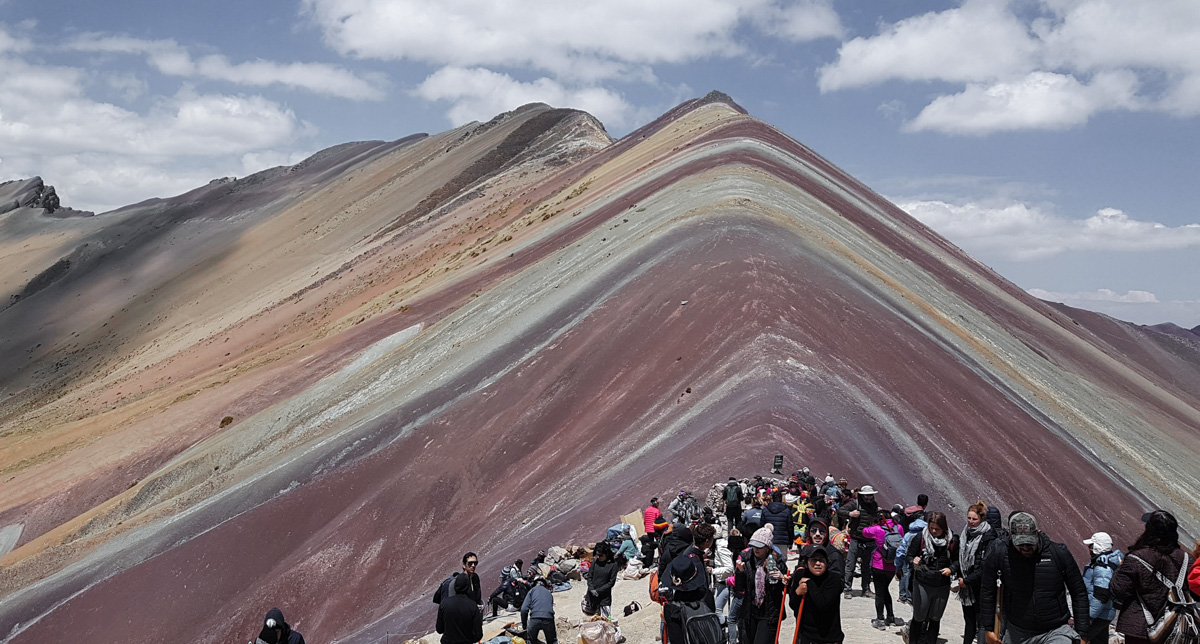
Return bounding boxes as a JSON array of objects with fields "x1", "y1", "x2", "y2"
[
  {"x1": 896, "y1": 512, "x2": 926, "y2": 605},
  {"x1": 955, "y1": 502, "x2": 995, "y2": 644},
  {"x1": 764, "y1": 490, "x2": 795, "y2": 550},
  {"x1": 1081, "y1": 531, "x2": 1123, "y2": 644},
  {"x1": 903, "y1": 494, "x2": 929, "y2": 531},
  {"x1": 585, "y1": 542, "x2": 620, "y2": 618},
  {"x1": 438, "y1": 574, "x2": 484, "y2": 644},
  {"x1": 646, "y1": 498, "x2": 663, "y2": 544},
  {"x1": 663, "y1": 554, "x2": 718, "y2": 644},
  {"x1": 907, "y1": 512, "x2": 959, "y2": 644},
  {"x1": 838, "y1": 484, "x2": 882, "y2": 598},
  {"x1": 735, "y1": 526, "x2": 789, "y2": 644},
  {"x1": 792, "y1": 548, "x2": 845, "y2": 644},
  {"x1": 1110, "y1": 510, "x2": 1189, "y2": 644},
  {"x1": 714, "y1": 528, "x2": 737, "y2": 639},
  {"x1": 435, "y1": 552, "x2": 483, "y2": 607},
  {"x1": 742, "y1": 498, "x2": 765, "y2": 533},
  {"x1": 863, "y1": 512, "x2": 904, "y2": 629},
  {"x1": 725, "y1": 477, "x2": 745, "y2": 533},
  {"x1": 797, "y1": 520, "x2": 846, "y2": 582},
  {"x1": 979, "y1": 512, "x2": 1089, "y2": 644},
  {"x1": 521, "y1": 577, "x2": 558, "y2": 644},
  {"x1": 726, "y1": 529, "x2": 748, "y2": 644},
  {"x1": 256, "y1": 608, "x2": 305, "y2": 644}
]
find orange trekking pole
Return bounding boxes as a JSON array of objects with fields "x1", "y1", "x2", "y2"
[
  {"x1": 791, "y1": 596, "x2": 806, "y2": 644},
  {"x1": 774, "y1": 572, "x2": 790, "y2": 644}
]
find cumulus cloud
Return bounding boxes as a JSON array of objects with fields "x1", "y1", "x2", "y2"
[
  {"x1": 414, "y1": 67, "x2": 646, "y2": 130},
  {"x1": 819, "y1": 0, "x2": 1200, "y2": 134},
  {"x1": 66, "y1": 34, "x2": 385, "y2": 100},
  {"x1": 898, "y1": 198, "x2": 1200, "y2": 260},
  {"x1": 0, "y1": 52, "x2": 312, "y2": 212},
  {"x1": 905, "y1": 70, "x2": 1142, "y2": 134},
  {"x1": 1026, "y1": 288, "x2": 1200, "y2": 326}
]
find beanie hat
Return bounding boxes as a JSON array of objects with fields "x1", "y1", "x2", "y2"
[{"x1": 749, "y1": 526, "x2": 774, "y2": 548}]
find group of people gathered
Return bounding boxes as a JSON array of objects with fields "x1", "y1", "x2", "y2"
[
  {"x1": 645, "y1": 471, "x2": 1200, "y2": 644},
  {"x1": 428, "y1": 469, "x2": 1200, "y2": 644}
]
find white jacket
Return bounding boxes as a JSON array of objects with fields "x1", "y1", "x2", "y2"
[{"x1": 713, "y1": 539, "x2": 735, "y2": 580}]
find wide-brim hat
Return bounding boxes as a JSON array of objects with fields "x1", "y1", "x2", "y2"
[
  {"x1": 667, "y1": 555, "x2": 707, "y2": 592},
  {"x1": 859, "y1": 485, "x2": 878, "y2": 495}
]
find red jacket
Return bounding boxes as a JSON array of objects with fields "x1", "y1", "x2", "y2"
[{"x1": 644, "y1": 506, "x2": 662, "y2": 534}]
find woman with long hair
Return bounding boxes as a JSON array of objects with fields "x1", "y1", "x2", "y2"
[
  {"x1": 955, "y1": 501, "x2": 995, "y2": 644},
  {"x1": 863, "y1": 511, "x2": 904, "y2": 629},
  {"x1": 905, "y1": 511, "x2": 958, "y2": 644},
  {"x1": 1110, "y1": 510, "x2": 1190, "y2": 644}
]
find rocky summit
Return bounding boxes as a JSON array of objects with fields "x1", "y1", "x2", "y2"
[{"x1": 0, "y1": 92, "x2": 1197, "y2": 643}]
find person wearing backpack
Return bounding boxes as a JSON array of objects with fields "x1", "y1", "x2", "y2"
[
  {"x1": 1081, "y1": 531, "x2": 1123, "y2": 644},
  {"x1": 897, "y1": 513, "x2": 926, "y2": 606},
  {"x1": 1110, "y1": 510, "x2": 1191, "y2": 644},
  {"x1": 725, "y1": 478, "x2": 746, "y2": 533},
  {"x1": 978, "y1": 512, "x2": 1090, "y2": 644},
  {"x1": 763, "y1": 490, "x2": 795, "y2": 550},
  {"x1": 954, "y1": 502, "x2": 996, "y2": 644},
  {"x1": 863, "y1": 511, "x2": 905, "y2": 629},
  {"x1": 837, "y1": 484, "x2": 883, "y2": 600},
  {"x1": 664, "y1": 554, "x2": 721, "y2": 644}
]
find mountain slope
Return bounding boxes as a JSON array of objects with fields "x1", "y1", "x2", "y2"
[{"x1": 0, "y1": 93, "x2": 1196, "y2": 644}]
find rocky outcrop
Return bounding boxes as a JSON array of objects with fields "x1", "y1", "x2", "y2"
[{"x1": 0, "y1": 177, "x2": 92, "y2": 217}]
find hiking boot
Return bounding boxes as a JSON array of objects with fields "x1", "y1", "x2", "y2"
[
  {"x1": 893, "y1": 617, "x2": 905, "y2": 627},
  {"x1": 844, "y1": 591, "x2": 853, "y2": 600},
  {"x1": 862, "y1": 589, "x2": 874, "y2": 598},
  {"x1": 872, "y1": 619, "x2": 887, "y2": 630}
]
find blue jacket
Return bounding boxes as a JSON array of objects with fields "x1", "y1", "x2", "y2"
[
  {"x1": 521, "y1": 584, "x2": 555, "y2": 624},
  {"x1": 896, "y1": 518, "x2": 927, "y2": 561},
  {"x1": 1083, "y1": 550, "x2": 1123, "y2": 620}
]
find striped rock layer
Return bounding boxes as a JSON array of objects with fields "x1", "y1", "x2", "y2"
[{"x1": 1, "y1": 93, "x2": 1198, "y2": 643}]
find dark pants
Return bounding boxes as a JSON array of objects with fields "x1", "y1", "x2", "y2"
[
  {"x1": 727, "y1": 509, "x2": 742, "y2": 534},
  {"x1": 873, "y1": 570, "x2": 895, "y2": 620},
  {"x1": 910, "y1": 619, "x2": 941, "y2": 644},
  {"x1": 844, "y1": 539, "x2": 873, "y2": 592},
  {"x1": 1081, "y1": 619, "x2": 1110, "y2": 644},
  {"x1": 527, "y1": 616, "x2": 557, "y2": 644},
  {"x1": 743, "y1": 615, "x2": 779, "y2": 644},
  {"x1": 962, "y1": 602, "x2": 982, "y2": 644}
]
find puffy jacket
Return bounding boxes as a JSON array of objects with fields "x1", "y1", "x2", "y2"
[
  {"x1": 979, "y1": 533, "x2": 1090, "y2": 636},
  {"x1": 734, "y1": 545, "x2": 789, "y2": 620},
  {"x1": 586, "y1": 558, "x2": 620, "y2": 608},
  {"x1": 837, "y1": 497, "x2": 881, "y2": 541},
  {"x1": 863, "y1": 520, "x2": 904, "y2": 572},
  {"x1": 1111, "y1": 547, "x2": 1189, "y2": 640},
  {"x1": 644, "y1": 505, "x2": 662, "y2": 534},
  {"x1": 896, "y1": 517, "x2": 927, "y2": 562},
  {"x1": 713, "y1": 539, "x2": 735, "y2": 582},
  {"x1": 1083, "y1": 550, "x2": 1123, "y2": 621},
  {"x1": 907, "y1": 531, "x2": 959, "y2": 588},
  {"x1": 763, "y1": 501, "x2": 794, "y2": 546}
]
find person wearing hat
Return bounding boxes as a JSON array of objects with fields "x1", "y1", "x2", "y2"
[
  {"x1": 256, "y1": 608, "x2": 305, "y2": 644},
  {"x1": 836, "y1": 484, "x2": 883, "y2": 599},
  {"x1": 735, "y1": 526, "x2": 789, "y2": 644},
  {"x1": 1081, "y1": 531, "x2": 1122, "y2": 644},
  {"x1": 792, "y1": 548, "x2": 845, "y2": 644},
  {"x1": 663, "y1": 553, "x2": 717, "y2": 644},
  {"x1": 979, "y1": 511, "x2": 1090, "y2": 644}
]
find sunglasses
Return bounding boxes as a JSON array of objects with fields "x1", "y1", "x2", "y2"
[{"x1": 465, "y1": 561, "x2": 479, "y2": 566}]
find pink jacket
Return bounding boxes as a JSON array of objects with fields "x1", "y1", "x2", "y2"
[
  {"x1": 644, "y1": 506, "x2": 662, "y2": 534},
  {"x1": 863, "y1": 520, "x2": 904, "y2": 572}
]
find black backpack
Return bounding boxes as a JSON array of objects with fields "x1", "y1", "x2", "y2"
[
  {"x1": 882, "y1": 526, "x2": 904, "y2": 564},
  {"x1": 676, "y1": 600, "x2": 727, "y2": 644},
  {"x1": 724, "y1": 484, "x2": 740, "y2": 505}
]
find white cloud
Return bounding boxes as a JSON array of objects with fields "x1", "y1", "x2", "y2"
[
  {"x1": 1028, "y1": 288, "x2": 1159, "y2": 304},
  {"x1": 1026, "y1": 288, "x2": 1200, "y2": 326},
  {"x1": 819, "y1": 0, "x2": 1200, "y2": 133},
  {"x1": 898, "y1": 198, "x2": 1200, "y2": 260},
  {"x1": 67, "y1": 34, "x2": 385, "y2": 100},
  {"x1": 905, "y1": 70, "x2": 1142, "y2": 134},
  {"x1": 0, "y1": 54, "x2": 311, "y2": 212},
  {"x1": 819, "y1": 0, "x2": 1038, "y2": 91},
  {"x1": 414, "y1": 66, "x2": 645, "y2": 130},
  {"x1": 754, "y1": 0, "x2": 845, "y2": 42},
  {"x1": 0, "y1": 22, "x2": 31, "y2": 53}
]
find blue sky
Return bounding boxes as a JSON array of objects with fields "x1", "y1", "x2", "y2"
[{"x1": 2, "y1": 0, "x2": 1198, "y2": 326}]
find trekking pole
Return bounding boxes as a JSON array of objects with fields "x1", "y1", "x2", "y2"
[
  {"x1": 790, "y1": 596, "x2": 805, "y2": 644},
  {"x1": 774, "y1": 573, "x2": 790, "y2": 644}
]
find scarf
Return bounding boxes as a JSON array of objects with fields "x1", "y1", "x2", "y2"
[
  {"x1": 921, "y1": 525, "x2": 947, "y2": 561},
  {"x1": 957, "y1": 523, "x2": 991, "y2": 606},
  {"x1": 754, "y1": 562, "x2": 767, "y2": 606}
]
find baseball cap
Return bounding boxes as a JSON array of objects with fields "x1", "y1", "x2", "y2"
[
  {"x1": 1010, "y1": 512, "x2": 1039, "y2": 547},
  {"x1": 1083, "y1": 532, "x2": 1113, "y2": 555}
]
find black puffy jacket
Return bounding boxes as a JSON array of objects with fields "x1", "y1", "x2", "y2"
[
  {"x1": 837, "y1": 498, "x2": 881, "y2": 541},
  {"x1": 907, "y1": 531, "x2": 959, "y2": 588},
  {"x1": 763, "y1": 502, "x2": 794, "y2": 546},
  {"x1": 979, "y1": 533, "x2": 1090, "y2": 636}
]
